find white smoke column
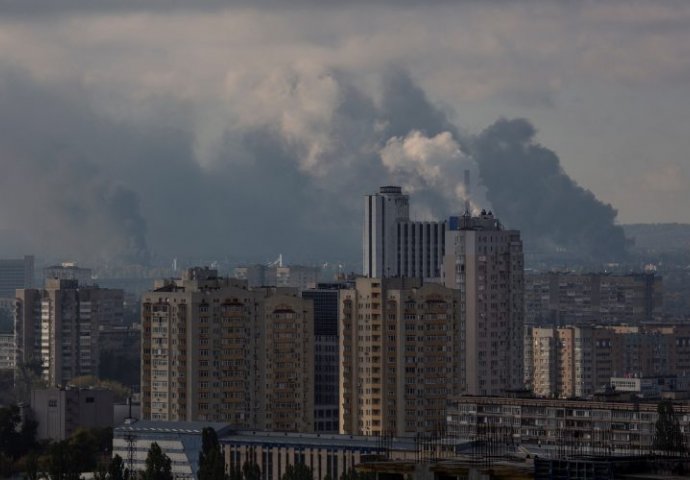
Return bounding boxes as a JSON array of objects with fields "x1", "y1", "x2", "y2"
[{"x1": 379, "y1": 130, "x2": 490, "y2": 214}]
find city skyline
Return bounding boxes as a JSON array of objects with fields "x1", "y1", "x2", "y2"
[{"x1": 0, "y1": 2, "x2": 688, "y2": 264}]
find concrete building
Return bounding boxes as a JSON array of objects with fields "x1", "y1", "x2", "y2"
[
  {"x1": 525, "y1": 272, "x2": 663, "y2": 326},
  {"x1": 363, "y1": 186, "x2": 446, "y2": 280},
  {"x1": 0, "y1": 255, "x2": 34, "y2": 299},
  {"x1": 442, "y1": 210, "x2": 525, "y2": 396},
  {"x1": 302, "y1": 283, "x2": 351, "y2": 433},
  {"x1": 31, "y1": 387, "x2": 114, "y2": 441},
  {"x1": 141, "y1": 268, "x2": 314, "y2": 432},
  {"x1": 0, "y1": 333, "x2": 14, "y2": 370},
  {"x1": 15, "y1": 280, "x2": 124, "y2": 386},
  {"x1": 43, "y1": 263, "x2": 93, "y2": 286},
  {"x1": 447, "y1": 395, "x2": 690, "y2": 456},
  {"x1": 113, "y1": 420, "x2": 417, "y2": 480},
  {"x1": 527, "y1": 324, "x2": 690, "y2": 398},
  {"x1": 339, "y1": 277, "x2": 460, "y2": 437}
]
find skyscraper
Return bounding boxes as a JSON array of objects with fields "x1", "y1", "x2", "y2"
[
  {"x1": 363, "y1": 186, "x2": 445, "y2": 280},
  {"x1": 0, "y1": 255, "x2": 34, "y2": 299},
  {"x1": 15, "y1": 279, "x2": 124, "y2": 387},
  {"x1": 442, "y1": 210, "x2": 525, "y2": 395}
]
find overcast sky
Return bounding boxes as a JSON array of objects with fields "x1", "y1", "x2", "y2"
[{"x1": 0, "y1": 1, "x2": 688, "y2": 264}]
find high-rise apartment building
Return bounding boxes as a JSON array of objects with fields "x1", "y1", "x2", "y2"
[
  {"x1": 525, "y1": 272, "x2": 662, "y2": 326},
  {"x1": 442, "y1": 210, "x2": 525, "y2": 395},
  {"x1": 339, "y1": 277, "x2": 460, "y2": 436},
  {"x1": 0, "y1": 255, "x2": 34, "y2": 298},
  {"x1": 363, "y1": 186, "x2": 445, "y2": 280},
  {"x1": 15, "y1": 279, "x2": 124, "y2": 386},
  {"x1": 141, "y1": 267, "x2": 314, "y2": 432}
]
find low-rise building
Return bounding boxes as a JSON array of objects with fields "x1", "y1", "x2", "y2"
[
  {"x1": 31, "y1": 387, "x2": 114, "y2": 441},
  {"x1": 447, "y1": 395, "x2": 690, "y2": 456}
]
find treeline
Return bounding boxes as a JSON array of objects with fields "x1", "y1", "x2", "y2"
[{"x1": 0, "y1": 404, "x2": 112, "y2": 479}]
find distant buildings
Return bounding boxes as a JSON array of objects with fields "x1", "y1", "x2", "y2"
[
  {"x1": 31, "y1": 386, "x2": 114, "y2": 441},
  {"x1": 15, "y1": 279, "x2": 124, "y2": 386},
  {"x1": 363, "y1": 186, "x2": 445, "y2": 280},
  {"x1": 527, "y1": 324, "x2": 690, "y2": 398},
  {"x1": 234, "y1": 264, "x2": 319, "y2": 290},
  {"x1": 141, "y1": 267, "x2": 314, "y2": 432},
  {"x1": 0, "y1": 333, "x2": 14, "y2": 370},
  {"x1": 43, "y1": 262, "x2": 93, "y2": 286},
  {"x1": 0, "y1": 255, "x2": 34, "y2": 299},
  {"x1": 525, "y1": 272, "x2": 662, "y2": 326}
]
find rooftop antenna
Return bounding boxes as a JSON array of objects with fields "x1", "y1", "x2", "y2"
[{"x1": 463, "y1": 169, "x2": 471, "y2": 215}]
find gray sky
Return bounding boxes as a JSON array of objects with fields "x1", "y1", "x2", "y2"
[{"x1": 0, "y1": 1, "x2": 688, "y2": 264}]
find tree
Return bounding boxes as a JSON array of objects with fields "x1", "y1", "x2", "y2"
[
  {"x1": 141, "y1": 443, "x2": 172, "y2": 480},
  {"x1": 281, "y1": 463, "x2": 313, "y2": 480},
  {"x1": 0, "y1": 405, "x2": 37, "y2": 461},
  {"x1": 228, "y1": 465, "x2": 242, "y2": 480},
  {"x1": 198, "y1": 428, "x2": 226, "y2": 480},
  {"x1": 45, "y1": 441, "x2": 80, "y2": 480},
  {"x1": 108, "y1": 455, "x2": 126, "y2": 480},
  {"x1": 242, "y1": 461, "x2": 261, "y2": 480},
  {"x1": 653, "y1": 400, "x2": 686, "y2": 455}
]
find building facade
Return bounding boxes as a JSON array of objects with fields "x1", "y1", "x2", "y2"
[
  {"x1": 31, "y1": 387, "x2": 114, "y2": 441},
  {"x1": 141, "y1": 268, "x2": 314, "y2": 432},
  {"x1": 0, "y1": 333, "x2": 14, "y2": 370},
  {"x1": 363, "y1": 186, "x2": 446, "y2": 280},
  {"x1": 0, "y1": 255, "x2": 34, "y2": 299},
  {"x1": 339, "y1": 277, "x2": 460, "y2": 437},
  {"x1": 447, "y1": 395, "x2": 690, "y2": 456},
  {"x1": 527, "y1": 324, "x2": 690, "y2": 398},
  {"x1": 525, "y1": 272, "x2": 663, "y2": 326},
  {"x1": 302, "y1": 283, "x2": 351, "y2": 433},
  {"x1": 442, "y1": 210, "x2": 525, "y2": 396},
  {"x1": 15, "y1": 279, "x2": 124, "y2": 386}
]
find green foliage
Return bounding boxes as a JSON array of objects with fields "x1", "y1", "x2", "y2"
[
  {"x1": 109, "y1": 455, "x2": 126, "y2": 480},
  {"x1": 281, "y1": 463, "x2": 313, "y2": 480},
  {"x1": 653, "y1": 400, "x2": 686, "y2": 454},
  {"x1": 69, "y1": 375, "x2": 131, "y2": 402},
  {"x1": 141, "y1": 443, "x2": 172, "y2": 480},
  {"x1": 45, "y1": 441, "x2": 81, "y2": 480},
  {"x1": 0, "y1": 405, "x2": 37, "y2": 460},
  {"x1": 339, "y1": 469, "x2": 374, "y2": 480},
  {"x1": 242, "y1": 461, "x2": 261, "y2": 480},
  {"x1": 228, "y1": 465, "x2": 242, "y2": 480},
  {"x1": 198, "y1": 428, "x2": 226, "y2": 480}
]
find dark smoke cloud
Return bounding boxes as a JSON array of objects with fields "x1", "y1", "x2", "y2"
[
  {"x1": 0, "y1": 63, "x2": 627, "y2": 267},
  {"x1": 470, "y1": 118, "x2": 628, "y2": 259}
]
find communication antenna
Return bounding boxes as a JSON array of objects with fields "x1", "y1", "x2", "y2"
[{"x1": 464, "y1": 169, "x2": 471, "y2": 215}]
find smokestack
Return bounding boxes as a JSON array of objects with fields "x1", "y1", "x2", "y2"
[{"x1": 464, "y1": 169, "x2": 471, "y2": 215}]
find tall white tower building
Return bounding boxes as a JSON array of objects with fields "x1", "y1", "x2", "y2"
[{"x1": 363, "y1": 186, "x2": 445, "y2": 280}]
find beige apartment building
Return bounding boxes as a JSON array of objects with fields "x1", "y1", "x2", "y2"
[
  {"x1": 442, "y1": 210, "x2": 525, "y2": 396},
  {"x1": 15, "y1": 279, "x2": 123, "y2": 387},
  {"x1": 339, "y1": 277, "x2": 460, "y2": 436},
  {"x1": 528, "y1": 324, "x2": 690, "y2": 398},
  {"x1": 141, "y1": 268, "x2": 314, "y2": 432}
]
